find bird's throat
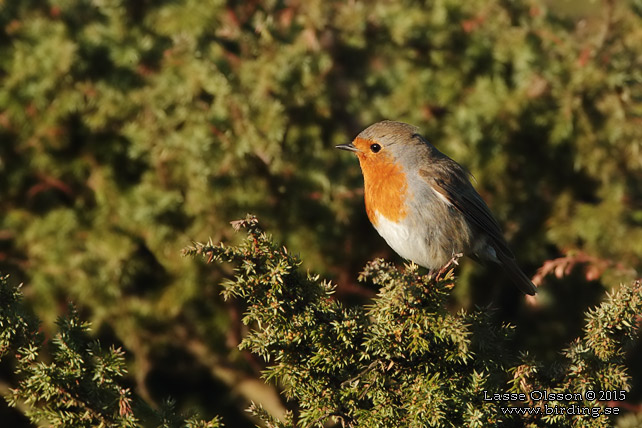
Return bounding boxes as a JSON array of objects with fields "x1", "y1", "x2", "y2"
[{"x1": 357, "y1": 152, "x2": 409, "y2": 227}]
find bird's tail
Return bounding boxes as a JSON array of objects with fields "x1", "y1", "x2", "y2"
[{"x1": 497, "y1": 253, "x2": 538, "y2": 295}]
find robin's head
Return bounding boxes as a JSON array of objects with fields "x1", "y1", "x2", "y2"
[
  {"x1": 336, "y1": 121, "x2": 423, "y2": 224},
  {"x1": 336, "y1": 120, "x2": 430, "y2": 168}
]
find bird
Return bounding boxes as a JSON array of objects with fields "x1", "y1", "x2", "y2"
[{"x1": 336, "y1": 120, "x2": 537, "y2": 295}]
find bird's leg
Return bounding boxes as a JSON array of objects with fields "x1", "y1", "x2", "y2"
[{"x1": 436, "y1": 252, "x2": 464, "y2": 280}]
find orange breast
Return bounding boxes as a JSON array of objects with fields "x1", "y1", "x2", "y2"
[{"x1": 353, "y1": 138, "x2": 409, "y2": 226}]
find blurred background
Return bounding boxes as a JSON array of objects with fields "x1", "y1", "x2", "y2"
[{"x1": 1, "y1": 0, "x2": 641, "y2": 426}]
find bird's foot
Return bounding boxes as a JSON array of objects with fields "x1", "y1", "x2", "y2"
[{"x1": 436, "y1": 252, "x2": 464, "y2": 280}]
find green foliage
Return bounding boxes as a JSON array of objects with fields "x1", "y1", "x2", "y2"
[
  {"x1": 0, "y1": 275, "x2": 221, "y2": 428},
  {"x1": 516, "y1": 280, "x2": 642, "y2": 428},
  {"x1": 184, "y1": 216, "x2": 642, "y2": 427},
  {"x1": 0, "y1": 276, "x2": 39, "y2": 360}
]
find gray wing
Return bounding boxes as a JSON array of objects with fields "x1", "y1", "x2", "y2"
[
  {"x1": 419, "y1": 160, "x2": 538, "y2": 295},
  {"x1": 418, "y1": 160, "x2": 514, "y2": 259}
]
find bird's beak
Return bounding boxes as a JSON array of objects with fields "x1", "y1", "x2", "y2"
[{"x1": 335, "y1": 142, "x2": 358, "y2": 152}]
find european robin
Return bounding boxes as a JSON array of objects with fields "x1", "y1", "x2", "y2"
[{"x1": 337, "y1": 120, "x2": 537, "y2": 295}]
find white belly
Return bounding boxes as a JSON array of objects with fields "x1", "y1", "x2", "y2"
[{"x1": 373, "y1": 212, "x2": 450, "y2": 270}]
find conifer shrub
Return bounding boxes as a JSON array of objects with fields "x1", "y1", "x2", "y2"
[
  {"x1": 183, "y1": 216, "x2": 642, "y2": 428},
  {"x1": 0, "y1": 275, "x2": 221, "y2": 428},
  {"x1": 2, "y1": 216, "x2": 641, "y2": 426}
]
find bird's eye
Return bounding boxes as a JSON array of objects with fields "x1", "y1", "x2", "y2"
[{"x1": 370, "y1": 143, "x2": 381, "y2": 153}]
